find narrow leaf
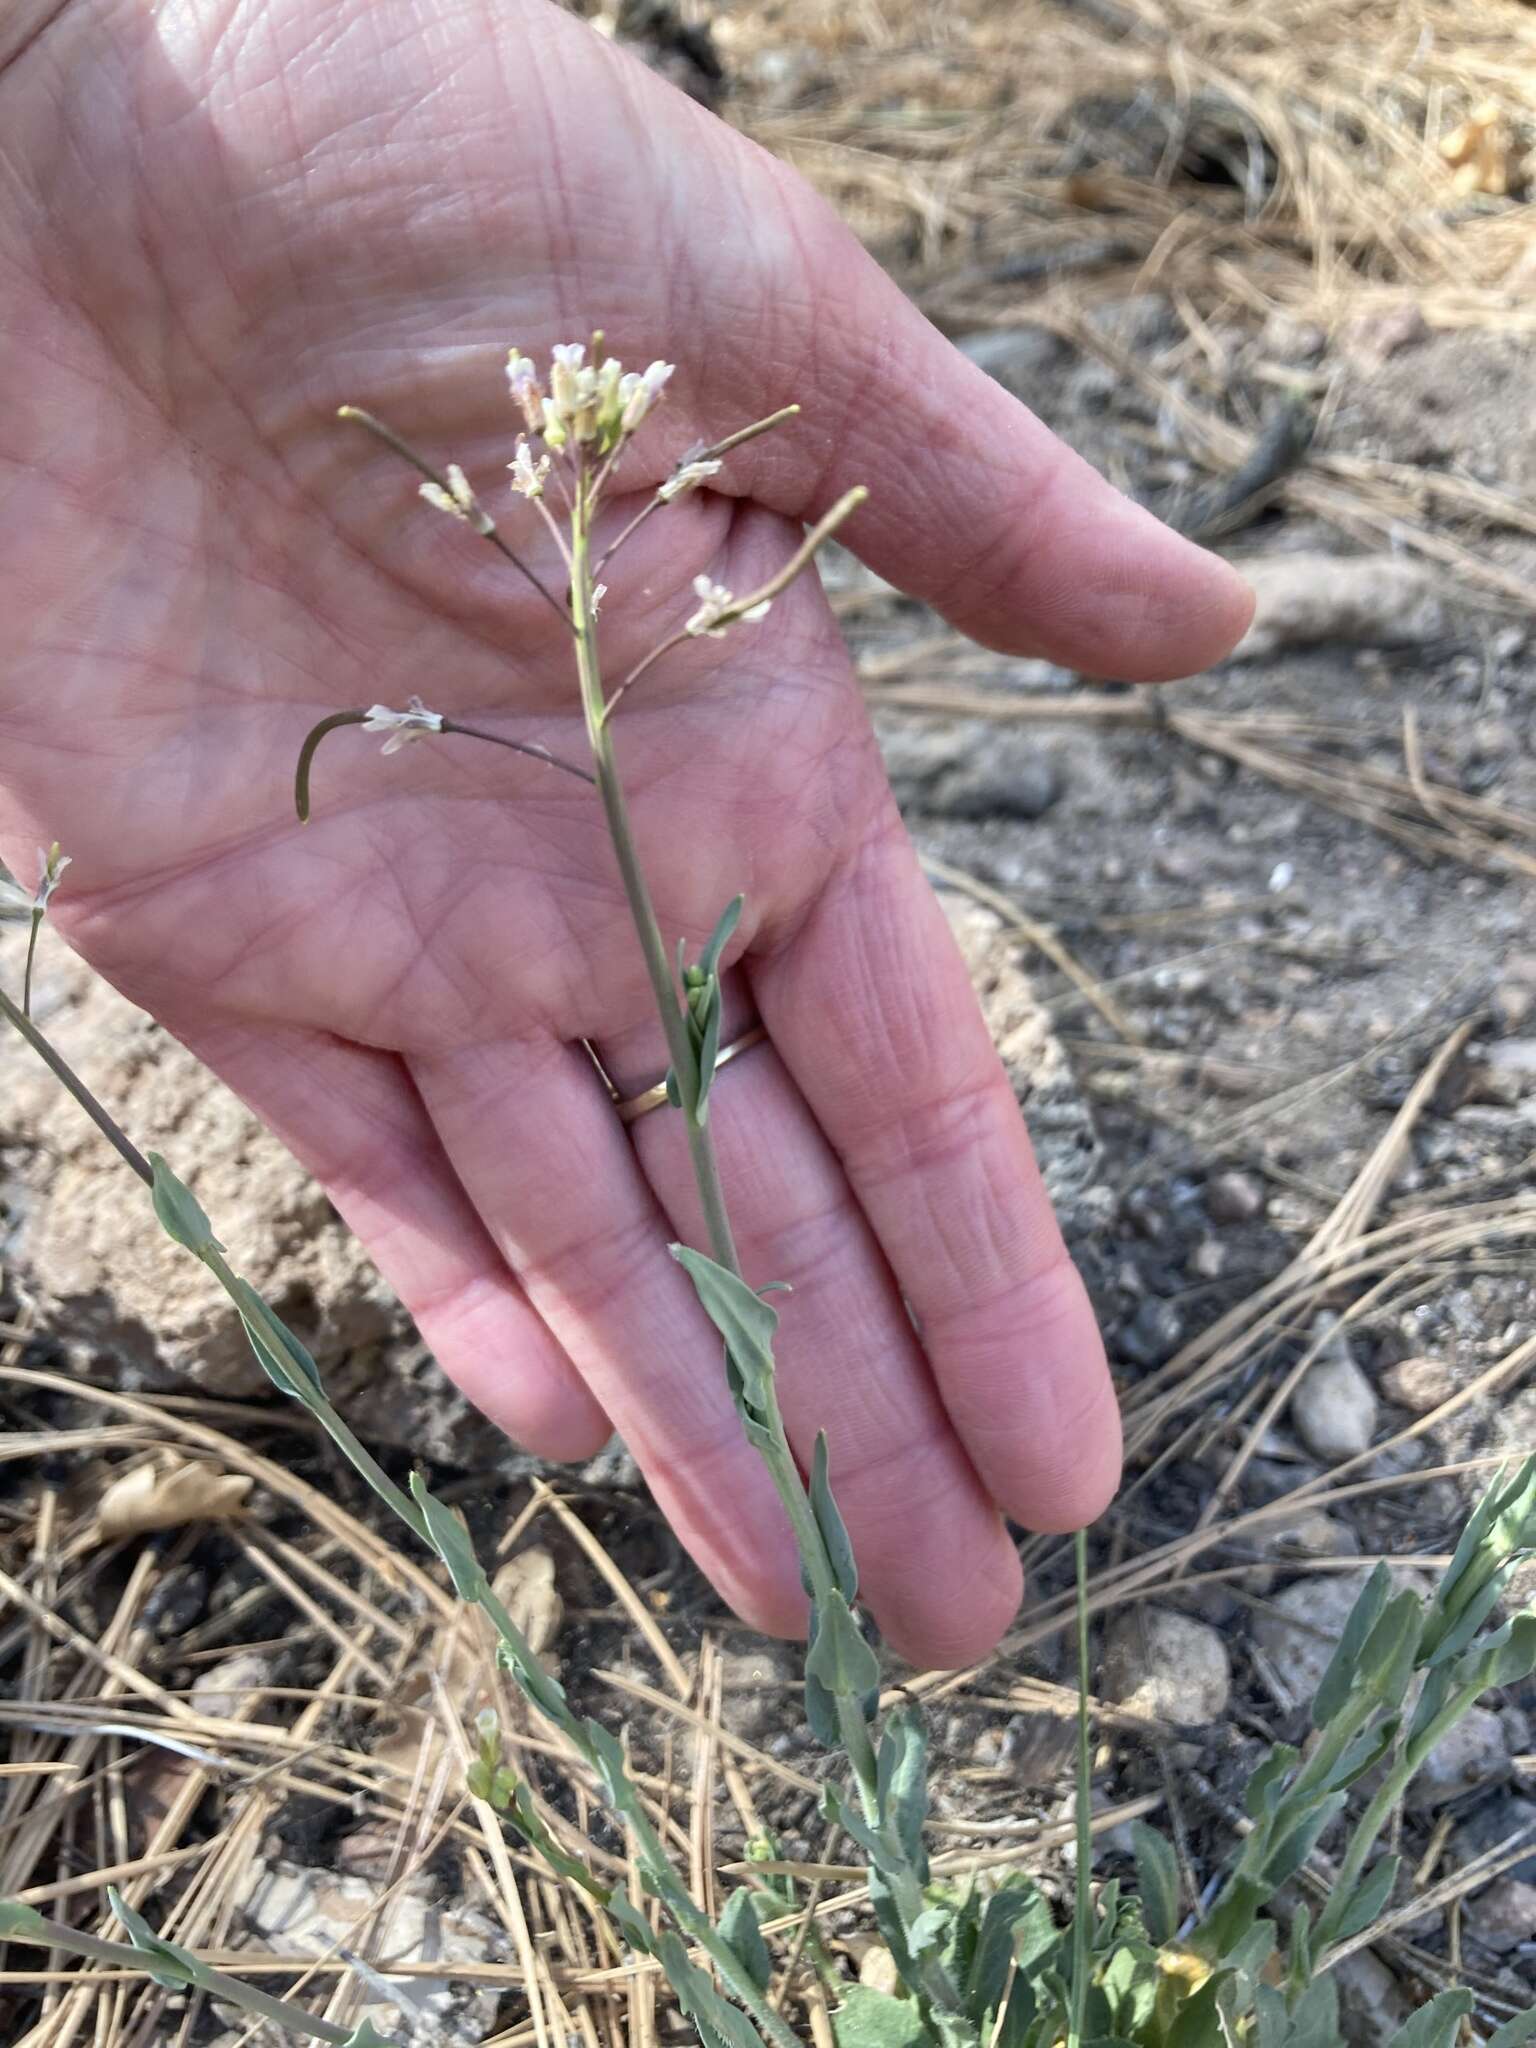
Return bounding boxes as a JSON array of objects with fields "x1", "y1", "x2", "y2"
[
  {"x1": 1325, "y1": 1854, "x2": 1399, "y2": 1947},
  {"x1": 810, "y1": 1432, "x2": 859, "y2": 1603},
  {"x1": 1131, "y1": 1820, "x2": 1180, "y2": 1945},
  {"x1": 719, "y1": 1888, "x2": 773, "y2": 1993},
  {"x1": 1381, "y1": 1989, "x2": 1474, "y2": 2048},
  {"x1": 148, "y1": 1155, "x2": 221, "y2": 1257},
  {"x1": 1261, "y1": 1793, "x2": 1345, "y2": 1888},
  {"x1": 877, "y1": 1702, "x2": 929, "y2": 1876},
  {"x1": 1242, "y1": 1743, "x2": 1299, "y2": 1821},
  {"x1": 108, "y1": 1887, "x2": 199, "y2": 1991},
  {"x1": 1312, "y1": 1562, "x2": 1390, "y2": 1726},
  {"x1": 408, "y1": 1472, "x2": 489, "y2": 1602},
  {"x1": 698, "y1": 895, "x2": 744, "y2": 982},
  {"x1": 804, "y1": 1589, "x2": 880, "y2": 1704},
  {"x1": 670, "y1": 1245, "x2": 780, "y2": 1414},
  {"x1": 1488, "y1": 2009, "x2": 1536, "y2": 2048},
  {"x1": 0, "y1": 1900, "x2": 48, "y2": 1938}
]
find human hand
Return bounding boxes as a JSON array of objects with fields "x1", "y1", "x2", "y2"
[{"x1": 0, "y1": 0, "x2": 1250, "y2": 1665}]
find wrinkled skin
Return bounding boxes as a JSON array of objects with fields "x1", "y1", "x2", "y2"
[{"x1": 0, "y1": 0, "x2": 1250, "y2": 1665}]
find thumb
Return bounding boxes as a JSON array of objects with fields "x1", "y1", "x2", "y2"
[{"x1": 697, "y1": 162, "x2": 1253, "y2": 682}]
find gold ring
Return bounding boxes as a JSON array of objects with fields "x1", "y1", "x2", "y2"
[{"x1": 615, "y1": 1026, "x2": 769, "y2": 1124}]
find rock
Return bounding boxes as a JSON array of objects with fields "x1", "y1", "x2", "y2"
[
  {"x1": 1470, "y1": 1876, "x2": 1536, "y2": 1956},
  {"x1": 0, "y1": 935, "x2": 502, "y2": 1462},
  {"x1": 1251, "y1": 1509, "x2": 1360, "y2": 1562},
  {"x1": 926, "y1": 757, "x2": 1063, "y2": 822},
  {"x1": 229, "y1": 1854, "x2": 507, "y2": 2041},
  {"x1": 937, "y1": 892, "x2": 1113, "y2": 1242},
  {"x1": 1483, "y1": 1038, "x2": 1536, "y2": 1098},
  {"x1": 1453, "y1": 1792, "x2": 1536, "y2": 1888},
  {"x1": 1253, "y1": 1568, "x2": 1423, "y2": 1707},
  {"x1": 1380, "y1": 1356, "x2": 1455, "y2": 1414},
  {"x1": 1101, "y1": 1607, "x2": 1231, "y2": 1728},
  {"x1": 1206, "y1": 1170, "x2": 1266, "y2": 1224},
  {"x1": 1117, "y1": 1295, "x2": 1186, "y2": 1369},
  {"x1": 1229, "y1": 556, "x2": 1447, "y2": 663},
  {"x1": 858, "y1": 1946, "x2": 902, "y2": 1995},
  {"x1": 1333, "y1": 1950, "x2": 1413, "y2": 2048},
  {"x1": 191, "y1": 1650, "x2": 274, "y2": 1722},
  {"x1": 1406, "y1": 1705, "x2": 1508, "y2": 1810},
  {"x1": 718, "y1": 1644, "x2": 800, "y2": 1740},
  {"x1": 1290, "y1": 1314, "x2": 1378, "y2": 1463}
]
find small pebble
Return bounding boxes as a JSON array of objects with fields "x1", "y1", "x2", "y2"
[
  {"x1": 1406, "y1": 1705, "x2": 1508, "y2": 1811},
  {"x1": 1206, "y1": 1170, "x2": 1266, "y2": 1224},
  {"x1": 1380, "y1": 1356, "x2": 1455, "y2": 1414},
  {"x1": 1290, "y1": 1314, "x2": 1378, "y2": 1463},
  {"x1": 1470, "y1": 1876, "x2": 1536, "y2": 1956},
  {"x1": 1100, "y1": 1607, "x2": 1231, "y2": 1728}
]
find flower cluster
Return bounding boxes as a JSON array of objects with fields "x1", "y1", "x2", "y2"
[
  {"x1": 506, "y1": 343, "x2": 673, "y2": 456},
  {"x1": 685, "y1": 576, "x2": 771, "y2": 639}
]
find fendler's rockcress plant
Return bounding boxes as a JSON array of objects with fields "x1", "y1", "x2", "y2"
[{"x1": 5, "y1": 342, "x2": 1536, "y2": 2048}]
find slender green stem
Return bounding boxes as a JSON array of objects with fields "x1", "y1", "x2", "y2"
[
  {"x1": 3, "y1": 1913, "x2": 373, "y2": 2045},
  {"x1": 23, "y1": 909, "x2": 42, "y2": 1017},
  {"x1": 1067, "y1": 1528, "x2": 1094, "y2": 2048},
  {"x1": 567, "y1": 462, "x2": 961, "y2": 2019},
  {"x1": 0, "y1": 984, "x2": 153, "y2": 1185}
]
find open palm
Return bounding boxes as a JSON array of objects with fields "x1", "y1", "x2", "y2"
[{"x1": 0, "y1": 0, "x2": 1250, "y2": 1664}]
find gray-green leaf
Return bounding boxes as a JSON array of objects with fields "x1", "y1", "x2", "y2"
[
  {"x1": 1325, "y1": 1854, "x2": 1399, "y2": 1947},
  {"x1": 408, "y1": 1472, "x2": 489, "y2": 1603},
  {"x1": 876, "y1": 1702, "x2": 929, "y2": 1878},
  {"x1": 718, "y1": 1887, "x2": 773, "y2": 1993},
  {"x1": 0, "y1": 1899, "x2": 48, "y2": 1939},
  {"x1": 149, "y1": 1155, "x2": 221, "y2": 1257},
  {"x1": 810, "y1": 1431, "x2": 859, "y2": 1603},
  {"x1": 1313, "y1": 1562, "x2": 1390, "y2": 1726},
  {"x1": 108, "y1": 1886, "x2": 200, "y2": 1990},
  {"x1": 805, "y1": 1590, "x2": 880, "y2": 1705},
  {"x1": 1382, "y1": 1990, "x2": 1474, "y2": 2048},
  {"x1": 670, "y1": 1245, "x2": 780, "y2": 1418},
  {"x1": 1131, "y1": 1820, "x2": 1180, "y2": 1945},
  {"x1": 1488, "y1": 2008, "x2": 1536, "y2": 2048},
  {"x1": 832, "y1": 1985, "x2": 935, "y2": 2048}
]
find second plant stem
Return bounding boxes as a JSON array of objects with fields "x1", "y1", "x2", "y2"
[{"x1": 566, "y1": 471, "x2": 957, "y2": 2008}]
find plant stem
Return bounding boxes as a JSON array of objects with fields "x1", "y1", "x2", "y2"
[
  {"x1": 566, "y1": 466, "x2": 956, "y2": 2012},
  {"x1": 4, "y1": 1914, "x2": 374, "y2": 2045},
  {"x1": 0, "y1": 984, "x2": 153, "y2": 1185},
  {"x1": 1067, "y1": 1528, "x2": 1093, "y2": 2048}
]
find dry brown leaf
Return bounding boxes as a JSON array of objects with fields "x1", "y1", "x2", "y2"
[
  {"x1": 372, "y1": 1547, "x2": 563, "y2": 1776},
  {"x1": 95, "y1": 1458, "x2": 253, "y2": 1540}
]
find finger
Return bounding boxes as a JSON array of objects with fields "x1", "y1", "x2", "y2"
[
  {"x1": 750, "y1": 820, "x2": 1123, "y2": 1533},
  {"x1": 610, "y1": 1011, "x2": 1024, "y2": 1670},
  {"x1": 177, "y1": 1019, "x2": 612, "y2": 1461},
  {"x1": 408, "y1": 1031, "x2": 813, "y2": 1640}
]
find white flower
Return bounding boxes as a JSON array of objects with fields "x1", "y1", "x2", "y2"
[
  {"x1": 684, "y1": 575, "x2": 772, "y2": 636},
  {"x1": 591, "y1": 582, "x2": 608, "y2": 614},
  {"x1": 509, "y1": 439, "x2": 551, "y2": 498},
  {"x1": 685, "y1": 575, "x2": 735, "y2": 637},
  {"x1": 658, "y1": 457, "x2": 723, "y2": 502},
  {"x1": 35, "y1": 842, "x2": 70, "y2": 910},
  {"x1": 621, "y1": 359, "x2": 674, "y2": 433},
  {"x1": 419, "y1": 465, "x2": 493, "y2": 534},
  {"x1": 362, "y1": 696, "x2": 445, "y2": 755},
  {"x1": 506, "y1": 349, "x2": 543, "y2": 433}
]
